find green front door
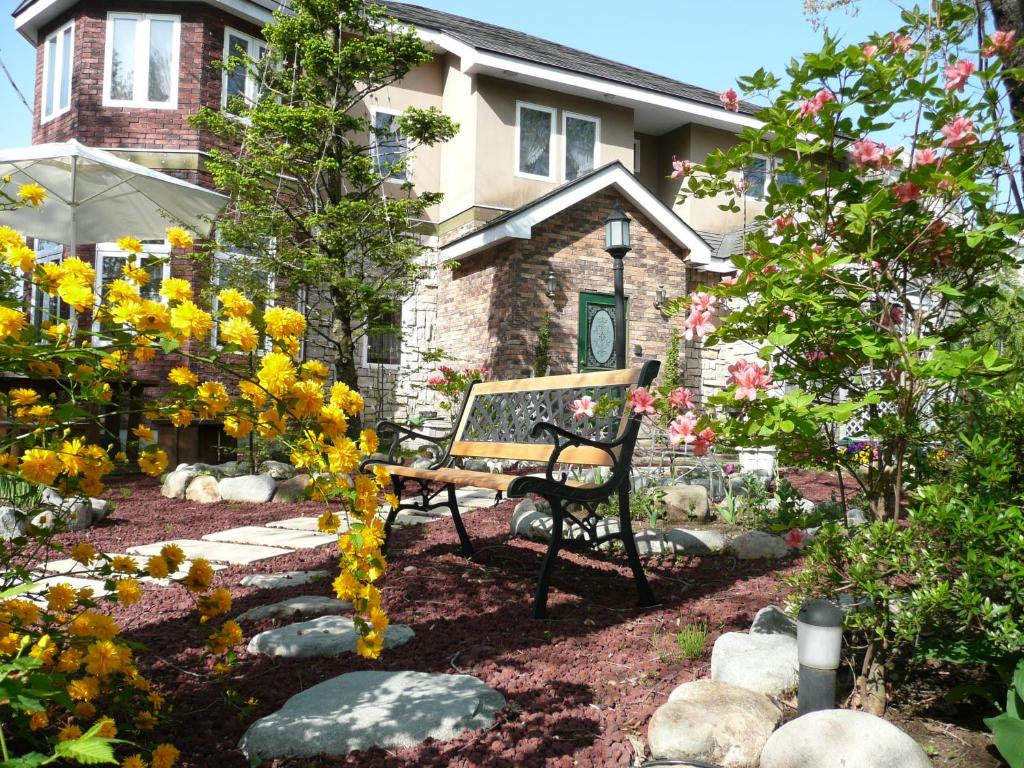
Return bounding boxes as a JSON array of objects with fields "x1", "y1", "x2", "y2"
[{"x1": 578, "y1": 292, "x2": 628, "y2": 371}]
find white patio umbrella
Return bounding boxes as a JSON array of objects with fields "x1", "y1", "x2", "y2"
[{"x1": 0, "y1": 139, "x2": 228, "y2": 252}]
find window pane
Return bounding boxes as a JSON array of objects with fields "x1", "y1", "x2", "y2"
[
  {"x1": 565, "y1": 116, "x2": 596, "y2": 181},
  {"x1": 45, "y1": 37, "x2": 57, "y2": 116},
  {"x1": 110, "y1": 17, "x2": 136, "y2": 101},
  {"x1": 367, "y1": 309, "x2": 400, "y2": 365},
  {"x1": 148, "y1": 18, "x2": 174, "y2": 102},
  {"x1": 225, "y1": 34, "x2": 248, "y2": 110},
  {"x1": 519, "y1": 107, "x2": 551, "y2": 177},
  {"x1": 744, "y1": 158, "x2": 769, "y2": 198},
  {"x1": 59, "y1": 27, "x2": 72, "y2": 110},
  {"x1": 374, "y1": 112, "x2": 408, "y2": 181}
]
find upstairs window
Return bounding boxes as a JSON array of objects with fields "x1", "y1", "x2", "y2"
[
  {"x1": 371, "y1": 110, "x2": 409, "y2": 181},
  {"x1": 104, "y1": 12, "x2": 180, "y2": 109},
  {"x1": 743, "y1": 156, "x2": 800, "y2": 199},
  {"x1": 222, "y1": 28, "x2": 267, "y2": 113},
  {"x1": 564, "y1": 113, "x2": 599, "y2": 181},
  {"x1": 42, "y1": 21, "x2": 73, "y2": 123},
  {"x1": 516, "y1": 102, "x2": 554, "y2": 180},
  {"x1": 364, "y1": 307, "x2": 401, "y2": 367}
]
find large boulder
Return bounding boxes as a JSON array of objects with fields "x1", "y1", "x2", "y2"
[
  {"x1": 259, "y1": 461, "x2": 295, "y2": 480},
  {"x1": 750, "y1": 605, "x2": 798, "y2": 638},
  {"x1": 648, "y1": 679, "x2": 782, "y2": 768},
  {"x1": 161, "y1": 468, "x2": 198, "y2": 499},
  {"x1": 0, "y1": 506, "x2": 25, "y2": 540},
  {"x1": 759, "y1": 709, "x2": 933, "y2": 768},
  {"x1": 659, "y1": 485, "x2": 711, "y2": 523},
  {"x1": 711, "y1": 632, "x2": 799, "y2": 697},
  {"x1": 728, "y1": 531, "x2": 790, "y2": 560},
  {"x1": 238, "y1": 670, "x2": 505, "y2": 761},
  {"x1": 219, "y1": 474, "x2": 277, "y2": 503},
  {"x1": 665, "y1": 528, "x2": 729, "y2": 556},
  {"x1": 185, "y1": 475, "x2": 222, "y2": 504},
  {"x1": 272, "y1": 474, "x2": 310, "y2": 503}
]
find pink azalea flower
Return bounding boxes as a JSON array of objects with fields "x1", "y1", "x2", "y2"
[
  {"x1": 727, "y1": 359, "x2": 772, "y2": 402},
  {"x1": 892, "y1": 181, "x2": 922, "y2": 204},
  {"x1": 668, "y1": 387, "x2": 696, "y2": 411},
  {"x1": 943, "y1": 59, "x2": 975, "y2": 92},
  {"x1": 719, "y1": 88, "x2": 739, "y2": 112},
  {"x1": 913, "y1": 148, "x2": 939, "y2": 166},
  {"x1": 667, "y1": 412, "x2": 698, "y2": 448},
  {"x1": 693, "y1": 427, "x2": 715, "y2": 457},
  {"x1": 427, "y1": 373, "x2": 446, "y2": 386},
  {"x1": 890, "y1": 33, "x2": 912, "y2": 53},
  {"x1": 806, "y1": 350, "x2": 826, "y2": 363},
  {"x1": 880, "y1": 305, "x2": 904, "y2": 330},
  {"x1": 720, "y1": 275, "x2": 739, "y2": 287},
  {"x1": 941, "y1": 116, "x2": 977, "y2": 149},
  {"x1": 671, "y1": 156, "x2": 696, "y2": 179},
  {"x1": 863, "y1": 44, "x2": 879, "y2": 59},
  {"x1": 682, "y1": 308, "x2": 715, "y2": 341},
  {"x1": 983, "y1": 29, "x2": 1016, "y2": 57},
  {"x1": 628, "y1": 387, "x2": 657, "y2": 416},
  {"x1": 849, "y1": 138, "x2": 886, "y2": 169},
  {"x1": 690, "y1": 291, "x2": 717, "y2": 313},
  {"x1": 571, "y1": 395, "x2": 596, "y2": 421},
  {"x1": 798, "y1": 88, "x2": 836, "y2": 119},
  {"x1": 782, "y1": 306, "x2": 797, "y2": 322},
  {"x1": 773, "y1": 215, "x2": 794, "y2": 233},
  {"x1": 784, "y1": 527, "x2": 808, "y2": 549}
]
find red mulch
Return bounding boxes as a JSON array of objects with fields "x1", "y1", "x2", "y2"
[{"x1": 49, "y1": 477, "x2": 798, "y2": 767}]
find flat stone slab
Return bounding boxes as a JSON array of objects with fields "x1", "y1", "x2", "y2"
[
  {"x1": 236, "y1": 596, "x2": 352, "y2": 623},
  {"x1": 202, "y1": 526, "x2": 336, "y2": 549},
  {"x1": 239, "y1": 570, "x2": 330, "y2": 589},
  {"x1": 25, "y1": 575, "x2": 113, "y2": 602},
  {"x1": 38, "y1": 555, "x2": 226, "y2": 585},
  {"x1": 128, "y1": 539, "x2": 292, "y2": 565},
  {"x1": 266, "y1": 517, "x2": 335, "y2": 532},
  {"x1": 238, "y1": 670, "x2": 506, "y2": 761},
  {"x1": 246, "y1": 615, "x2": 414, "y2": 658}
]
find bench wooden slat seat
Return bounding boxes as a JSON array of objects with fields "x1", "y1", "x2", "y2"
[{"x1": 362, "y1": 360, "x2": 661, "y2": 618}]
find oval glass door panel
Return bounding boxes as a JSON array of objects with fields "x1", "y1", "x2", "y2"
[{"x1": 589, "y1": 308, "x2": 615, "y2": 366}]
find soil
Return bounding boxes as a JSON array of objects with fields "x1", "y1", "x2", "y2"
[{"x1": 38, "y1": 475, "x2": 1000, "y2": 767}]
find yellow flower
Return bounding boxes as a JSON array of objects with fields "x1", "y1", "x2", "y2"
[
  {"x1": 116, "y1": 236, "x2": 144, "y2": 253},
  {"x1": 75, "y1": 702, "x2": 97, "y2": 719},
  {"x1": 0, "y1": 305, "x2": 27, "y2": 341},
  {"x1": 182, "y1": 559, "x2": 214, "y2": 592},
  {"x1": 300, "y1": 360, "x2": 329, "y2": 380},
  {"x1": 123, "y1": 261, "x2": 151, "y2": 285},
  {"x1": 29, "y1": 711, "x2": 48, "y2": 731},
  {"x1": 45, "y1": 321, "x2": 70, "y2": 340},
  {"x1": 151, "y1": 743, "x2": 180, "y2": 768},
  {"x1": 197, "y1": 381, "x2": 229, "y2": 415},
  {"x1": 0, "y1": 225, "x2": 24, "y2": 249},
  {"x1": 71, "y1": 542, "x2": 97, "y2": 565},
  {"x1": 116, "y1": 578, "x2": 143, "y2": 606},
  {"x1": 46, "y1": 583, "x2": 78, "y2": 613},
  {"x1": 121, "y1": 754, "x2": 147, "y2": 768},
  {"x1": 146, "y1": 555, "x2": 170, "y2": 579},
  {"x1": 218, "y1": 316, "x2": 259, "y2": 351},
  {"x1": 57, "y1": 647, "x2": 83, "y2": 673},
  {"x1": 135, "y1": 711, "x2": 158, "y2": 730},
  {"x1": 369, "y1": 607, "x2": 389, "y2": 634},
  {"x1": 137, "y1": 300, "x2": 171, "y2": 332},
  {"x1": 110, "y1": 555, "x2": 138, "y2": 574},
  {"x1": 67, "y1": 675, "x2": 100, "y2": 702},
  {"x1": 169, "y1": 409, "x2": 194, "y2": 428},
  {"x1": 318, "y1": 405, "x2": 349, "y2": 439},
  {"x1": 106, "y1": 278, "x2": 141, "y2": 303},
  {"x1": 59, "y1": 437, "x2": 89, "y2": 476},
  {"x1": 58, "y1": 725, "x2": 83, "y2": 741},
  {"x1": 167, "y1": 366, "x2": 199, "y2": 388},
  {"x1": 257, "y1": 352, "x2": 297, "y2": 397},
  {"x1": 327, "y1": 440, "x2": 360, "y2": 475},
  {"x1": 84, "y1": 639, "x2": 130, "y2": 677},
  {"x1": 138, "y1": 449, "x2": 168, "y2": 477},
  {"x1": 197, "y1": 587, "x2": 232, "y2": 621},
  {"x1": 0, "y1": 453, "x2": 15, "y2": 471},
  {"x1": 115, "y1": 450, "x2": 128, "y2": 463},
  {"x1": 223, "y1": 412, "x2": 254, "y2": 438},
  {"x1": 165, "y1": 226, "x2": 194, "y2": 249},
  {"x1": 20, "y1": 448, "x2": 62, "y2": 485},
  {"x1": 357, "y1": 630, "x2": 383, "y2": 660},
  {"x1": 9, "y1": 387, "x2": 39, "y2": 406},
  {"x1": 318, "y1": 511, "x2": 340, "y2": 533},
  {"x1": 256, "y1": 407, "x2": 285, "y2": 438},
  {"x1": 109, "y1": 299, "x2": 144, "y2": 326},
  {"x1": 239, "y1": 379, "x2": 267, "y2": 407},
  {"x1": 17, "y1": 182, "x2": 46, "y2": 206},
  {"x1": 330, "y1": 382, "x2": 365, "y2": 416},
  {"x1": 68, "y1": 610, "x2": 120, "y2": 640},
  {"x1": 57, "y1": 278, "x2": 95, "y2": 312},
  {"x1": 5, "y1": 243, "x2": 35, "y2": 271},
  {"x1": 205, "y1": 620, "x2": 242, "y2": 655},
  {"x1": 359, "y1": 429, "x2": 379, "y2": 455},
  {"x1": 263, "y1": 306, "x2": 306, "y2": 339},
  {"x1": 159, "y1": 277, "x2": 192, "y2": 302},
  {"x1": 94, "y1": 717, "x2": 117, "y2": 738},
  {"x1": 133, "y1": 424, "x2": 154, "y2": 441},
  {"x1": 374, "y1": 465, "x2": 392, "y2": 488},
  {"x1": 288, "y1": 379, "x2": 323, "y2": 418},
  {"x1": 170, "y1": 300, "x2": 213, "y2": 340},
  {"x1": 160, "y1": 544, "x2": 186, "y2": 569},
  {"x1": 217, "y1": 288, "x2": 254, "y2": 318}
]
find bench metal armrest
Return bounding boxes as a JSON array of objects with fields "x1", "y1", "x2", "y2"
[{"x1": 359, "y1": 420, "x2": 452, "y2": 471}]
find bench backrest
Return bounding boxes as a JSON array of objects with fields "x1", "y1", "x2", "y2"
[{"x1": 449, "y1": 360, "x2": 660, "y2": 466}]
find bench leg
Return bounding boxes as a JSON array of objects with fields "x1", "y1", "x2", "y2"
[
  {"x1": 446, "y1": 484, "x2": 474, "y2": 557},
  {"x1": 619, "y1": 482, "x2": 657, "y2": 609},
  {"x1": 533, "y1": 499, "x2": 564, "y2": 619}
]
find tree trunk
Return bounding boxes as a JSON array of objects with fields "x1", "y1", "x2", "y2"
[
  {"x1": 331, "y1": 293, "x2": 362, "y2": 436},
  {"x1": 988, "y1": 0, "x2": 1024, "y2": 193},
  {"x1": 854, "y1": 639, "x2": 888, "y2": 714}
]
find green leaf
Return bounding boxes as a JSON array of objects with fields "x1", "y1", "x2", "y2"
[
  {"x1": 0, "y1": 753, "x2": 51, "y2": 768},
  {"x1": 53, "y1": 734, "x2": 121, "y2": 765},
  {"x1": 985, "y1": 714, "x2": 1024, "y2": 768},
  {"x1": 159, "y1": 337, "x2": 181, "y2": 354},
  {"x1": 768, "y1": 329, "x2": 799, "y2": 347},
  {"x1": 984, "y1": 348, "x2": 1001, "y2": 370},
  {"x1": 935, "y1": 282, "x2": 966, "y2": 298},
  {"x1": 0, "y1": 581, "x2": 37, "y2": 600}
]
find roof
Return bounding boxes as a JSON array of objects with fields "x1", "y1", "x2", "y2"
[
  {"x1": 382, "y1": 1, "x2": 759, "y2": 117},
  {"x1": 441, "y1": 161, "x2": 713, "y2": 267}
]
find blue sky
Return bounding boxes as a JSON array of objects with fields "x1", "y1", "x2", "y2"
[{"x1": 0, "y1": 0, "x2": 906, "y2": 149}]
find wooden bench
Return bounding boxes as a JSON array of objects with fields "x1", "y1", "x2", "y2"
[{"x1": 363, "y1": 360, "x2": 661, "y2": 618}]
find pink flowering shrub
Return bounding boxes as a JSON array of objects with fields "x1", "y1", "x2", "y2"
[{"x1": 425, "y1": 364, "x2": 488, "y2": 414}]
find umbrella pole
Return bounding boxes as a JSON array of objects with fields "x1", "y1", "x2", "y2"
[{"x1": 69, "y1": 157, "x2": 78, "y2": 334}]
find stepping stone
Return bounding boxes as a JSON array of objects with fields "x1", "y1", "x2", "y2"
[
  {"x1": 24, "y1": 575, "x2": 113, "y2": 603},
  {"x1": 246, "y1": 615, "x2": 414, "y2": 658},
  {"x1": 266, "y1": 517, "x2": 334, "y2": 532},
  {"x1": 202, "y1": 526, "x2": 336, "y2": 549},
  {"x1": 238, "y1": 670, "x2": 506, "y2": 761},
  {"x1": 128, "y1": 539, "x2": 292, "y2": 565},
  {"x1": 239, "y1": 570, "x2": 330, "y2": 590},
  {"x1": 39, "y1": 556, "x2": 227, "y2": 585},
  {"x1": 236, "y1": 596, "x2": 353, "y2": 623}
]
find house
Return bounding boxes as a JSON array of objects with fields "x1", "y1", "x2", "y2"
[{"x1": 10, "y1": 0, "x2": 767, "y2": 452}]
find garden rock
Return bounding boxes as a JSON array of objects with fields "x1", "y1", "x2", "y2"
[
  {"x1": 750, "y1": 605, "x2": 797, "y2": 638},
  {"x1": 510, "y1": 498, "x2": 558, "y2": 540},
  {"x1": 161, "y1": 469, "x2": 198, "y2": 499},
  {"x1": 711, "y1": 632, "x2": 799, "y2": 696},
  {"x1": 238, "y1": 670, "x2": 505, "y2": 761},
  {"x1": 236, "y1": 596, "x2": 352, "y2": 623},
  {"x1": 0, "y1": 506, "x2": 25, "y2": 539},
  {"x1": 246, "y1": 615, "x2": 414, "y2": 658},
  {"x1": 216, "y1": 460, "x2": 251, "y2": 477},
  {"x1": 460, "y1": 459, "x2": 489, "y2": 472},
  {"x1": 259, "y1": 460, "x2": 295, "y2": 480},
  {"x1": 89, "y1": 497, "x2": 112, "y2": 521},
  {"x1": 660, "y1": 485, "x2": 711, "y2": 523},
  {"x1": 185, "y1": 475, "x2": 221, "y2": 504},
  {"x1": 728, "y1": 531, "x2": 789, "y2": 560},
  {"x1": 219, "y1": 474, "x2": 277, "y2": 503},
  {"x1": 648, "y1": 679, "x2": 782, "y2": 767},
  {"x1": 272, "y1": 474, "x2": 310, "y2": 503},
  {"x1": 846, "y1": 507, "x2": 868, "y2": 526},
  {"x1": 40, "y1": 492, "x2": 91, "y2": 531},
  {"x1": 665, "y1": 527, "x2": 728, "y2": 555},
  {"x1": 411, "y1": 457, "x2": 435, "y2": 469},
  {"x1": 239, "y1": 570, "x2": 329, "y2": 589},
  {"x1": 759, "y1": 709, "x2": 933, "y2": 768},
  {"x1": 634, "y1": 528, "x2": 673, "y2": 556}
]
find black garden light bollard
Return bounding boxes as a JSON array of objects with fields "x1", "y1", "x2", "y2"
[{"x1": 797, "y1": 598, "x2": 844, "y2": 716}]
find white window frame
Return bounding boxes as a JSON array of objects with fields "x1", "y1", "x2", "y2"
[
  {"x1": 210, "y1": 248, "x2": 275, "y2": 351},
  {"x1": 92, "y1": 239, "x2": 171, "y2": 344},
  {"x1": 370, "y1": 107, "x2": 411, "y2": 183},
  {"x1": 633, "y1": 138, "x2": 642, "y2": 175},
  {"x1": 514, "y1": 101, "x2": 555, "y2": 182},
  {"x1": 562, "y1": 111, "x2": 600, "y2": 182},
  {"x1": 102, "y1": 12, "x2": 181, "y2": 109},
  {"x1": 743, "y1": 154, "x2": 772, "y2": 199},
  {"x1": 360, "y1": 306, "x2": 402, "y2": 369},
  {"x1": 221, "y1": 27, "x2": 266, "y2": 112},
  {"x1": 41, "y1": 20, "x2": 74, "y2": 123}
]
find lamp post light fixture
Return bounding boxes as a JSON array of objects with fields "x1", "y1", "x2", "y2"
[
  {"x1": 654, "y1": 285, "x2": 667, "y2": 310},
  {"x1": 604, "y1": 203, "x2": 631, "y2": 369},
  {"x1": 796, "y1": 598, "x2": 844, "y2": 716},
  {"x1": 544, "y1": 267, "x2": 558, "y2": 298}
]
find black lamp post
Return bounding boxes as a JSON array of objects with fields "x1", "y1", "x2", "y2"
[{"x1": 604, "y1": 203, "x2": 631, "y2": 369}]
